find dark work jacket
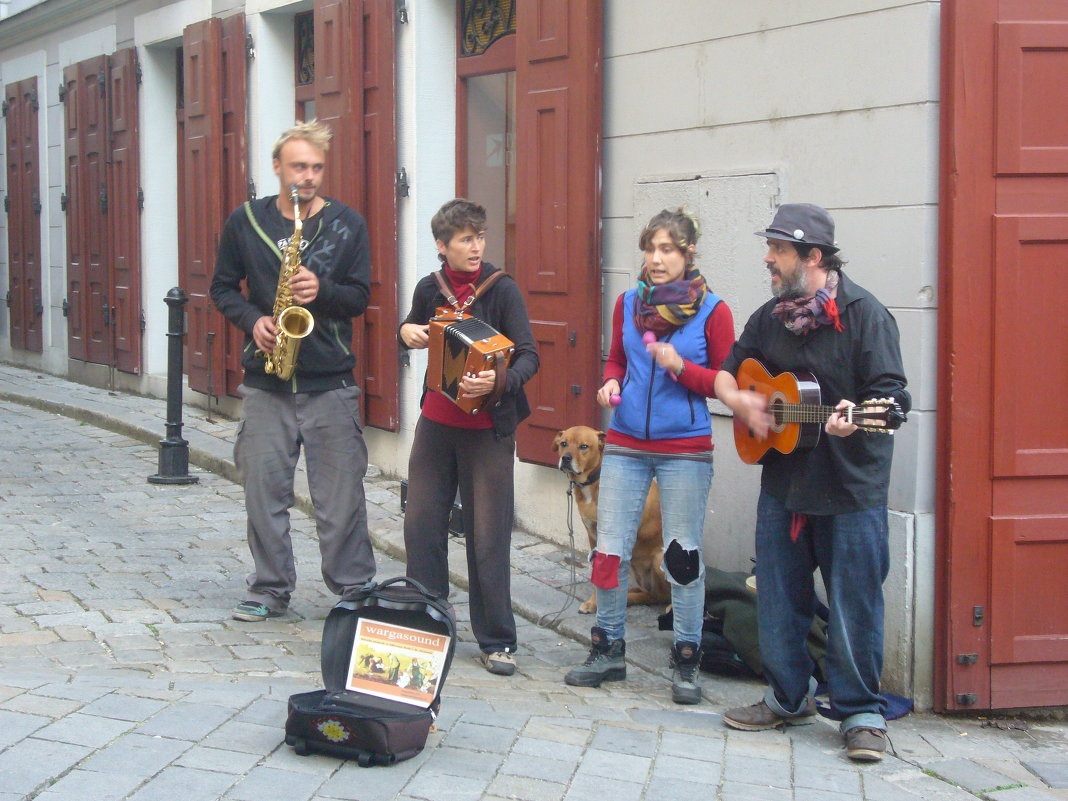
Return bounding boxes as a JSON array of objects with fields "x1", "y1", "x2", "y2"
[
  {"x1": 210, "y1": 195, "x2": 371, "y2": 393},
  {"x1": 721, "y1": 271, "x2": 911, "y2": 515},
  {"x1": 399, "y1": 263, "x2": 539, "y2": 438}
]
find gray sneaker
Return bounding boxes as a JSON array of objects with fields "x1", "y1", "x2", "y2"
[
  {"x1": 670, "y1": 641, "x2": 702, "y2": 705},
  {"x1": 564, "y1": 627, "x2": 626, "y2": 687},
  {"x1": 722, "y1": 697, "x2": 817, "y2": 731}
]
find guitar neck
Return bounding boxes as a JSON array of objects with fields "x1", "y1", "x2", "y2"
[{"x1": 776, "y1": 403, "x2": 878, "y2": 424}]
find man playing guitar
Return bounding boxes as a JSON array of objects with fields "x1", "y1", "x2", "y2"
[{"x1": 714, "y1": 203, "x2": 910, "y2": 762}]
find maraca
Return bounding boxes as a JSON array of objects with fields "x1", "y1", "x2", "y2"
[
  {"x1": 642, "y1": 331, "x2": 656, "y2": 345},
  {"x1": 609, "y1": 393, "x2": 622, "y2": 407}
]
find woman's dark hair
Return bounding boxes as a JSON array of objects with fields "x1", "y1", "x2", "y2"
[
  {"x1": 431, "y1": 198, "x2": 487, "y2": 246},
  {"x1": 638, "y1": 208, "x2": 700, "y2": 264}
]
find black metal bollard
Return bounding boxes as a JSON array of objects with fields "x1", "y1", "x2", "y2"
[{"x1": 149, "y1": 287, "x2": 199, "y2": 485}]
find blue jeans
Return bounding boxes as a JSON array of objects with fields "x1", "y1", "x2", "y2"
[
  {"x1": 755, "y1": 490, "x2": 890, "y2": 733},
  {"x1": 593, "y1": 450, "x2": 713, "y2": 645}
]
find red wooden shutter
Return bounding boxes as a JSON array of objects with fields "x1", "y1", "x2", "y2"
[
  {"x1": 514, "y1": 0, "x2": 603, "y2": 464},
  {"x1": 221, "y1": 13, "x2": 249, "y2": 397},
  {"x1": 180, "y1": 19, "x2": 225, "y2": 395},
  {"x1": 63, "y1": 57, "x2": 111, "y2": 366},
  {"x1": 107, "y1": 48, "x2": 142, "y2": 374},
  {"x1": 359, "y1": 0, "x2": 399, "y2": 430},
  {"x1": 314, "y1": 0, "x2": 364, "y2": 208},
  {"x1": 63, "y1": 65, "x2": 87, "y2": 361}
]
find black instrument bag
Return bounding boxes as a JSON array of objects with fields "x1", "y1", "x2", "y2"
[{"x1": 284, "y1": 577, "x2": 457, "y2": 766}]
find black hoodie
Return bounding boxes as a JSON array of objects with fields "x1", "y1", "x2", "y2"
[{"x1": 210, "y1": 195, "x2": 371, "y2": 393}]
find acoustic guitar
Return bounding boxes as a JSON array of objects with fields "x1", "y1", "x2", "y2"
[{"x1": 732, "y1": 358, "x2": 907, "y2": 464}]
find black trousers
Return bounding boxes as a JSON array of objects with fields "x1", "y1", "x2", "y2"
[{"x1": 403, "y1": 416, "x2": 517, "y2": 653}]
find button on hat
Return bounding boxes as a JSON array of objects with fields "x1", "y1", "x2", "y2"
[{"x1": 756, "y1": 203, "x2": 839, "y2": 253}]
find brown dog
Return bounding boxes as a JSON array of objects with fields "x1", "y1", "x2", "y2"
[{"x1": 552, "y1": 425, "x2": 670, "y2": 614}]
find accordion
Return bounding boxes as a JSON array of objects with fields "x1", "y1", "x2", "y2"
[{"x1": 427, "y1": 309, "x2": 515, "y2": 415}]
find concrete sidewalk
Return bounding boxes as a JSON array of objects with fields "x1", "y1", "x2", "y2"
[{"x1": 2, "y1": 362, "x2": 1067, "y2": 801}]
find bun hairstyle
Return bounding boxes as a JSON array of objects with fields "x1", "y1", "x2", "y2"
[{"x1": 638, "y1": 208, "x2": 701, "y2": 265}]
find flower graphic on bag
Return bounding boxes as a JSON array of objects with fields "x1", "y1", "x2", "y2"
[{"x1": 316, "y1": 718, "x2": 351, "y2": 743}]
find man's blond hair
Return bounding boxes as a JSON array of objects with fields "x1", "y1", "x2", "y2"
[{"x1": 272, "y1": 119, "x2": 333, "y2": 161}]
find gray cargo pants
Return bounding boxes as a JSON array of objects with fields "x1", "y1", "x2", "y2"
[{"x1": 234, "y1": 384, "x2": 375, "y2": 612}]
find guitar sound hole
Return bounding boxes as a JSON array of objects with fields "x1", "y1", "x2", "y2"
[{"x1": 769, "y1": 399, "x2": 784, "y2": 428}]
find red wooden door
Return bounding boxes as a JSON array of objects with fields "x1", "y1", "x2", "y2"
[
  {"x1": 313, "y1": 0, "x2": 398, "y2": 430},
  {"x1": 63, "y1": 57, "x2": 112, "y2": 367},
  {"x1": 938, "y1": 0, "x2": 1068, "y2": 710},
  {"x1": 4, "y1": 78, "x2": 43, "y2": 353},
  {"x1": 221, "y1": 13, "x2": 249, "y2": 397},
  {"x1": 359, "y1": 0, "x2": 399, "y2": 430},
  {"x1": 107, "y1": 48, "x2": 142, "y2": 374},
  {"x1": 514, "y1": 0, "x2": 603, "y2": 465},
  {"x1": 180, "y1": 18, "x2": 226, "y2": 395}
]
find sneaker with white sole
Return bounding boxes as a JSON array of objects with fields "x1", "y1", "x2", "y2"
[{"x1": 232, "y1": 601, "x2": 284, "y2": 622}]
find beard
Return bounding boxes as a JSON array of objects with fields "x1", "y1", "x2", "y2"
[{"x1": 770, "y1": 259, "x2": 810, "y2": 299}]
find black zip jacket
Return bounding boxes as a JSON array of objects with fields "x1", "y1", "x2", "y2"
[
  {"x1": 399, "y1": 264, "x2": 539, "y2": 438},
  {"x1": 210, "y1": 195, "x2": 371, "y2": 393},
  {"x1": 722, "y1": 271, "x2": 911, "y2": 515}
]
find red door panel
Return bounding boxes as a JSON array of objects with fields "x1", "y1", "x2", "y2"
[
  {"x1": 359, "y1": 0, "x2": 399, "y2": 431},
  {"x1": 514, "y1": 0, "x2": 602, "y2": 465},
  {"x1": 221, "y1": 13, "x2": 249, "y2": 397},
  {"x1": 939, "y1": 0, "x2": 1068, "y2": 710},
  {"x1": 63, "y1": 65, "x2": 87, "y2": 362},
  {"x1": 8, "y1": 78, "x2": 44, "y2": 353},
  {"x1": 108, "y1": 48, "x2": 142, "y2": 374},
  {"x1": 180, "y1": 19, "x2": 225, "y2": 395}
]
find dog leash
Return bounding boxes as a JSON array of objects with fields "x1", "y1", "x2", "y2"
[{"x1": 537, "y1": 480, "x2": 581, "y2": 628}]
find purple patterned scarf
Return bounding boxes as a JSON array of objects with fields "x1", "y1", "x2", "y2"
[
  {"x1": 771, "y1": 270, "x2": 844, "y2": 336},
  {"x1": 633, "y1": 266, "x2": 708, "y2": 337}
]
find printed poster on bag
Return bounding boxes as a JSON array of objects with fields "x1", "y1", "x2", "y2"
[{"x1": 345, "y1": 618, "x2": 449, "y2": 707}]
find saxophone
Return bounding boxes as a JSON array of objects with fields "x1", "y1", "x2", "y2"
[{"x1": 264, "y1": 185, "x2": 315, "y2": 381}]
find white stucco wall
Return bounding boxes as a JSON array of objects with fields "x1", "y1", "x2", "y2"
[{"x1": 600, "y1": 0, "x2": 941, "y2": 704}]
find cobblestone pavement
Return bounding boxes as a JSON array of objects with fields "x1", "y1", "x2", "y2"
[{"x1": 2, "y1": 364, "x2": 1068, "y2": 801}]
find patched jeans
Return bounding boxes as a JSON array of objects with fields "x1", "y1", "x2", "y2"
[
  {"x1": 592, "y1": 449, "x2": 713, "y2": 645},
  {"x1": 755, "y1": 490, "x2": 890, "y2": 733}
]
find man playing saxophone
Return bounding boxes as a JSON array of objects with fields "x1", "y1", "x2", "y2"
[{"x1": 210, "y1": 120, "x2": 376, "y2": 622}]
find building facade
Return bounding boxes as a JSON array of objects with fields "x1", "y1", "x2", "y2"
[{"x1": 2, "y1": 0, "x2": 1066, "y2": 712}]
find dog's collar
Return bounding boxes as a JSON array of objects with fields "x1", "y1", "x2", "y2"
[{"x1": 570, "y1": 467, "x2": 600, "y2": 488}]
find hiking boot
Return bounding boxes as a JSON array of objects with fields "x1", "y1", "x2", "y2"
[
  {"x1": 232, "y1": 601, "x2": 284, "y2": 622},
  {"x1": 564, "y1": 627, "x2": 626, "y2": 687},
  {"x1": 479, "y1": 650, "x2": 516, "y2": 676},
  {"x1": 722, "y1": 697, "x2": 817, "y2": 731},
  {"x1": 670, "y1": 641, "x2": 702, "y2": 705},
  {"x1": 845, "y1": 726, "x2": 887, "y2": 762}
]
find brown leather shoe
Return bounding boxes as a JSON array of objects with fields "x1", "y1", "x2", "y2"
[
  {"x1": 722, "y1": 698, "x2": 817, "y2": 731},
  {"x1": 845, "y1": 726, "x2": 886, "y2": 761}
]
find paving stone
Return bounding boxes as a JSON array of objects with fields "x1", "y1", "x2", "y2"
[
  {"x1": 174, "y1": 745, "x2": 263, "y2": 775},
  {"x1": 987, "y1": 788, "x2": 1066, "y2": 801},
  {"x1": 564, "y1": 771, "x2": 644, "y2": 801},
  {"x1": 316, "y1": 759, "x2": 419, "y2": 801},
  {"x1": 718, "y1": 780, "x2": 793, "y2": 801},
  {"x1": 397, "y1": 770, "x2": 491, "y2": 801},
  {"x1": 124, "y1": 765, "x2": 238, "y2": 801},
  {"x1": 0, "y1": 738, "x2": 92, "y2": 794},
  {"x1": 33, "y1": 768, "x2": 145, "y2": 801},
  {"x1": 135, "y1": 700, "x2": 237, "y2": 740},
  {"x1": 924, "y1": 757, "x2": 1022, "y2": 793},
  {"x1": 79, "y1": 732, "x2": 192, "y2": 776},
  {"x1": 0, "y1": 708, "x2": 50, "y2": 746},
  {"x1": 1027, "y1": 762, "x2": 1068, "y2": 789},
  {"x1": 501, "y1": 751, "x2": 576, "y2": 783},
  {"x1": 651, "y1": 752, "x2": 722, "y2": 784},
  {"x1": 587, "y1": 724, "x2": 658, "y2": 756},
  {"x1": 79, "y1": 692, "x2": 170, "y2": 722},
  {"x1": 577, "y1": 747, "x2": 650, "y2": 783},
  {"x1": 33, "y1": 711, "x2": 137, "y2": 747},
  {"x1": 201, "y1": 720, "x2": 286, "y2": 755},
  {"x1": 225, "y1": 765, "x2": 326, "y2": 801},
  {"x1": 441, "y1": 721, "x2": 516, "y2": 754},
  {"x1": 487, "y1": 773, "x2": 569, "y2": 801},
  {"x1": 511, "y1": 735, "x2": 584, "y2": 764},
  {"x1": 794, "y1": 762, "x2": 863, "y2": 793}
]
